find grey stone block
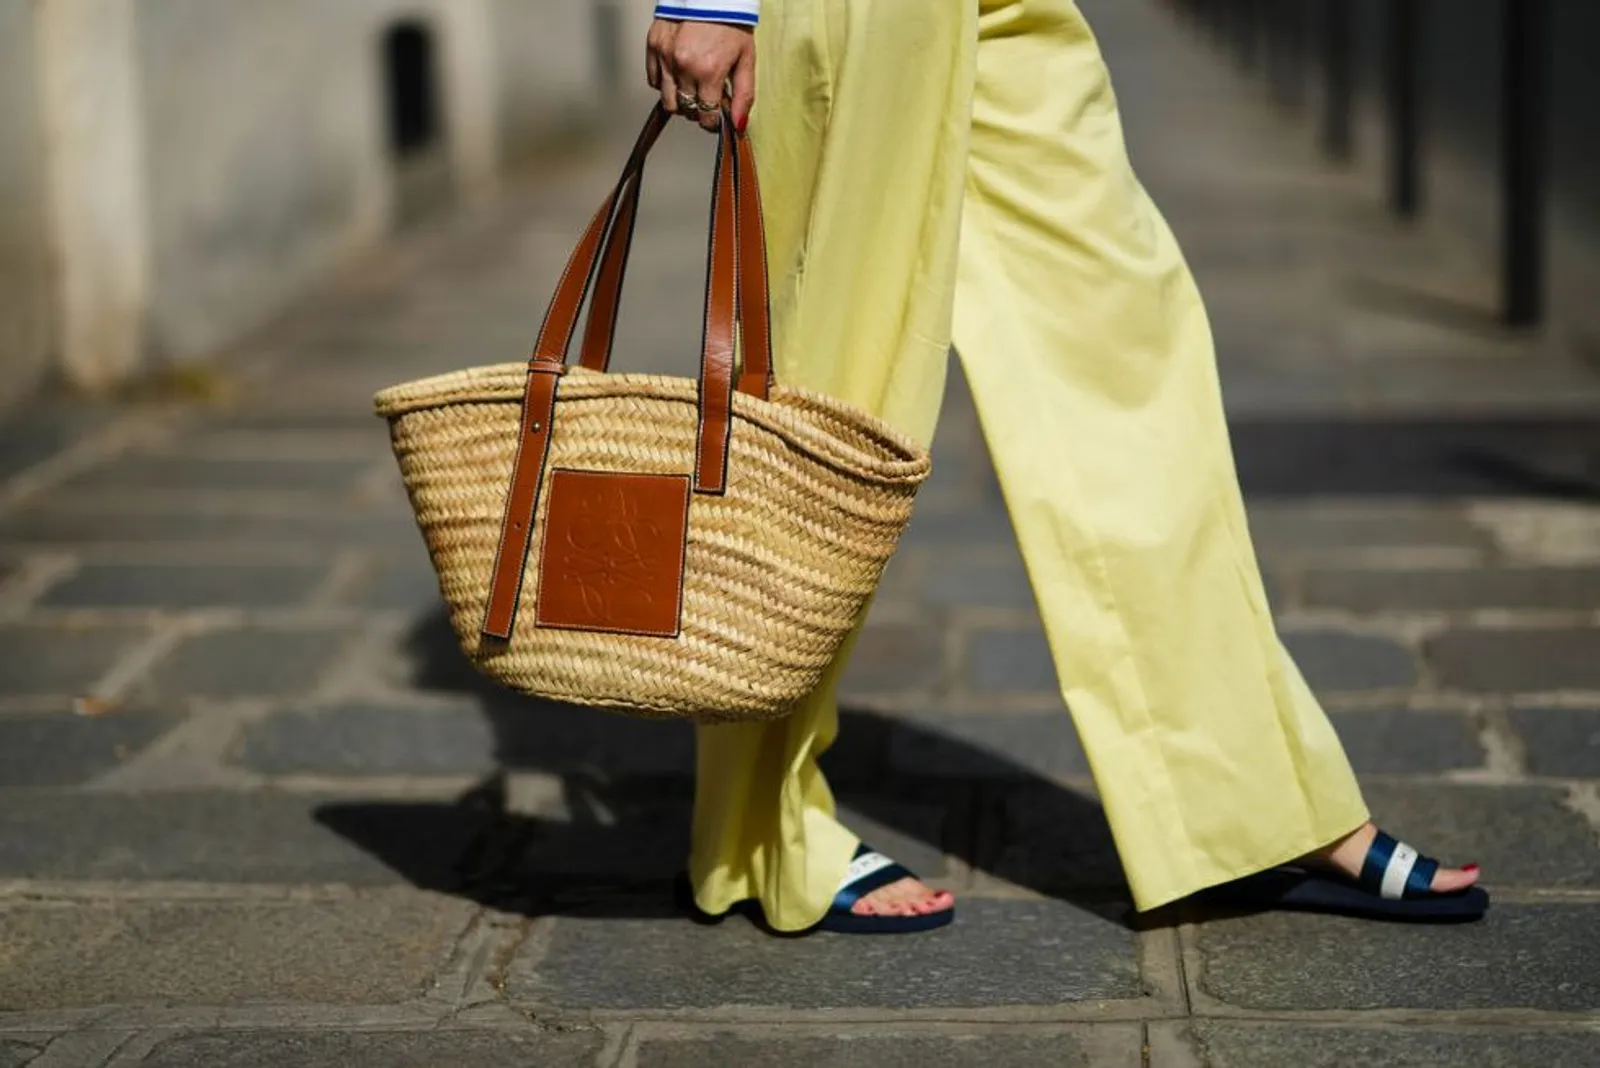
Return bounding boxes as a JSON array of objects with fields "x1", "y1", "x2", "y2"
[
  {"x1": 140, "y1": 1030, "x2": 605, "y2": 1068},
  {"x1": 1329, "y1": 710, "x2": 1483, "y2": 774},
  {"x1": 1302, "y1": 567, "x2": 1600, "y2": 613},
  {"x1": 0, "y1": 708, "x2": 187, "y2": 787},
  {"x1": 357, "y1": 555, "x2": 446, "y2": 612},
  {"x1": 508, "y1": 898, "x2": 1143, "y2": 1011},
  {"x1": 1244, "y1": 508, "x2": 1489, "y2": 553},
  {"x1": 235, "y1": 703, "x2": 498, "y2": 777},
  {"x1": 638, "y1": 1033, "x2": 1112, "y2": 1068},
  {"x1": 0, "y1": 1039, "x2": 42, "y2": 1068},
  {"x1": 139, "y1": 627, "x2": 353, "y2": 699},
  {"x1": 1510, "y1": 707, "x2": 1600, "y2": 778},
  {"x1": 0, "y1": 893, "x2": 474, "y2": 1010},
  {"x1": 920, "y1": 557, "x2": 1036, "y2": 610},
  {"x1": 1360, "y1": 783, "x2": 1600, "y2": 888},
  {"x1": 841, "y1": 623, "x2": 947, "y2": 695},
  {"x1": 65, "y1": 456, "x2": 371, "y2": 493},
  {"x1": 1194, "y1": 904, "x2": 1600, "y2": 1011},
  {"x1": 898, "y1": 507, "x2": 1017, "y2": 548},
  {"x1": 0, "y1": 403, "x2": 115, "y2": 486},
  {"x1": 0, "y1": 791, "x2": 486, "y2": 888},
  {"x1": 503, "y1": 796, "x2": 692, "y2": 885},
  {"x1": 888, "y1": 711, "x2": 1089, "y2": 780},
  {"x1": 39, "y1": 562, "x2": 327, "y2": 609},
  {"x1": 0, "y1": 506, "x2": 418, "y2": 549},
  {"x1": 966, "y1": 628, "x2": 1058, "y2": 695},
  {"x1": 1282, "y1": 629, "x2": 1418, "y2": 692},
  {"x1": 1428, "y1": 628, "x2": 1600, "y2": 692},
  {"x1": 1192, "y1": 1023, "x2": 1600, "y2": 1068},
  {"x1": 0, "y1": 624, "x2": 149, "y2": 696},
  {"x1": 479, "y1": 695, "x2": 696, "y2": 778},
  {"x1": 987, "y1": 786, "x2": 1126, "y2": 893}
]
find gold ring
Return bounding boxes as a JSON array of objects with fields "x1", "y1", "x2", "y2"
[{"x1": 676, "y1": 91, "x2": 700, "y2": 112}]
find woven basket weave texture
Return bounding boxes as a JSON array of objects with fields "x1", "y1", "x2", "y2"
[{"x1": 375, "y1": 363, "x2": 930, "y2": 722}]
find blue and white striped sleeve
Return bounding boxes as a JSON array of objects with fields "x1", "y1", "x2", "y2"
[{"x1": 654, "y1": 1, "x2": 759, "y2": 27}]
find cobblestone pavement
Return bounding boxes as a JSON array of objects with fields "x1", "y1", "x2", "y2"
[{"x1": 3, "y1": 3, "x2": 1600, "y2": 1065}]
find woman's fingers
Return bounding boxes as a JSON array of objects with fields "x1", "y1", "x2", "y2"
[
  {"x1": 728, "y1": 48, "x2": 756, "y2": 131},
  {"x1": 647, "y1": 20, "x2": 681, "y2": 114},
  {"x1": 649, "y1": 20, "x2": 754, "y2": 131}
]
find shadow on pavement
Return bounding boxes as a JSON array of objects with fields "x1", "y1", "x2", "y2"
[{"x1": 315, "y1": 609, "x2": 1140, "y2": 930}]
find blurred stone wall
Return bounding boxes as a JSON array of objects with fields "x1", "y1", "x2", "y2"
[
  {"x1": 0, "y1": 1, "x2": 55, "y2": 413},
  {"x1": 0, "y1": 0, "x2": 642, "y2": 412}
]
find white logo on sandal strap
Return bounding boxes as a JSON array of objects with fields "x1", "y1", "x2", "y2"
[
  {"x1": 1381, "y1": 842, "x2": 1420, "y2": 900},
  {"x1": 841, "y1": 851, "x2": 894, "y2": 889}
]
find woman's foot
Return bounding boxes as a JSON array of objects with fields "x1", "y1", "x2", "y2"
[
  {"x1": 1305, "y1": 821, "x2": 1481, "y2": 893},
  {"x1": 848, "y1": 875, "x2": 955, "y2": 918}
]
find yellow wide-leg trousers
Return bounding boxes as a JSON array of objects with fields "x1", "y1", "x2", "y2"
[{"x1": 688, "y1": 0, "x2": 1370, "y2": 930}]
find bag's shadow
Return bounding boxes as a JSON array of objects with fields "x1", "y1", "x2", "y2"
[{"x1": 314, "y1": 609, "x2": 1153, "y2": 929}]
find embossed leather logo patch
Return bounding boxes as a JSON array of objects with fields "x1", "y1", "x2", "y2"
[{"x1": 534, "y1": 469, "x2": 690, "y2": 637}]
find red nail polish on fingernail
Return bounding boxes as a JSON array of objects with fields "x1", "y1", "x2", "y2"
[
  {"x1": 1463, "y1": 863, "x2": 1480, "y2": 873},
  {"x1": 736, "y1": 115, "x2": 748, "y2": 133}
]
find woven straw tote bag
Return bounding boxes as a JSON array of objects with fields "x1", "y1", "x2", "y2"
[{"x1": 373, "y1": 107, "x2": 931, "y2": 723}]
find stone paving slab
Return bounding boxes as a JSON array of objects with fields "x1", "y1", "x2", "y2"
[
  {"x1": 0, "y1": 506, "x2": 418, "y2": 550},
  {"x1": 508, "y1": 899, "x2": 1144, "y2": 1013},
  {"x1": 0, "y1": 1038, "x2": 41, "y2": 1068},
  {"x1": 1301, "y1": 566, "x2": 1600, "y2": 613},
  {"x1": 0, "y1": 402, "x2": 117, "y2": 486},
  {"x1": 886, "y1": 711, "x2": 1090, "y2": 781},
  {"x1": 477, "y1": 696, "x2": 696, "y2": 779},
  {"x1": 984, "y1": 787, "x2": 1126, "y2": 894},
  {"x1": 1280, "y1": 630, "x2": 1420, "y2": 693},
  {"x1": 0, "y1": 709, "x2": 188, "y2": 787},
  {"x1": 1229, "y1": 417, "x2": 1600, "y2": 497},
  {"x1": 232, "y1": 701, "x2": 997, "y2": 795},
  {"x1": 0, "y1": 624, "x2": 152, "y2": 696},
  {"x1": 37, "y1": 562, "x2": 329, "y2": 610},
  {"x1": 1427, "y1": 628, "x2": 1600, "y2": 692},
  {"x1": 136, "y1": 1029, "x2": 607, "y2": 1068},
  {"x1": 839, "y1": 623, "x2": 949, "y2": 696},
  {"x1": 919, "y1": 558, "x2": 1037, "y2": 611},
  {"x1": 634, "y1": 1029, "x2": 1134, "y2": 1068},
  {"x1": 1189, "y1": 1022, "x2": 1600, "y2": 1068},
  {"x1": 135, "y1": 627, "x2": 355, "y2": 700},
  {"x1": 1242, "y1": 507, "x2": 1494, "y2": 555},
  {"x1": 1191, "y1": 904, "x2": 1600, "y2": 1011},
  {"x1": 61, "y1": 456, "x2": 374, "y2": 495},
  {"x1": 0, "y1": 892, "x2": 474, "y2": 1010},
  {"x1": 1329, "y1": 710, "x2": 1484, "y2": 774},
  {"x1": 347, "y1": 553, "x2": 445, "y2": 612},
  {"x1": 0, "y1": 791, "x2": 485, "y2": 887},
  {"x1": 965, "y1": 629, "x2": 1058, "y2": 695},
  {"x1": 1358, "y1": 783, "x2": 1600, "y2": 887},
  {"x1": 235, "y1": 703, "x2": 500, "y2": 778},
  {"x1": 1509, "y1": 707, "x2": 1600, "y2": 778}
]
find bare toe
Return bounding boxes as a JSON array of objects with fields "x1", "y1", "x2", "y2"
[{"x1": 1430, "y1": 865, "x2": 1481, "y2": 893}]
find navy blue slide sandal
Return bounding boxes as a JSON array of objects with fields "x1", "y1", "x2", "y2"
[
  {"x1": 677, "y1": 844, "x2": 955, "y2": 935},
  {"x1": 816, "y1": 844, "x2": 956, "y2": 934},
  {"x1": 1197, "y1": 831, "x2": 1489, "y2": 923}
]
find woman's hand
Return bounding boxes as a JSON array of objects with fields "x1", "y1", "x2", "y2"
[{"x1": 646, "y1": 19, "x2": 755, "y2": 133}]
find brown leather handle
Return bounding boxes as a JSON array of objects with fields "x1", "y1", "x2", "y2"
[
  {"x1": 579, "y1": 116, "x2": 773, "y2": 401},
  {"x1": 480, "y1": 106, "x2": 755, "y2": 641}
]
